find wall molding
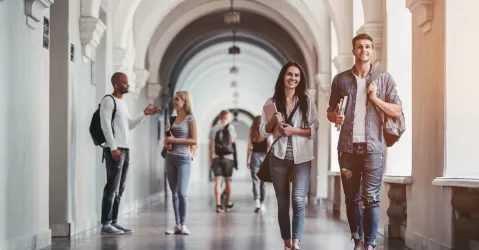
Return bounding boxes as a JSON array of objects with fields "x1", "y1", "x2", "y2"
[
  {"x1": 383, "y1": 175, "x2": 412, "y2": 185},
  {"x1": 0, "y1": 229, "x2": 51, "y2": 250},
  {"x1": 80, "y1": 17, "x2": 106, "y2": 63},
  {"x1": 24, "y1": 0, "x2": 54, "y2": 29},
  {"x1": 432, "y1": 177, "x2": 479, "y2": 188},
  {"x1": 406, "y1": 0, "x2": 434, "y2": 34}
]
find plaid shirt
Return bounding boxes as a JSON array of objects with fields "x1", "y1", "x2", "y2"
[{"x1": 327, "y1": 66, "x2": 402, "y2": 153}]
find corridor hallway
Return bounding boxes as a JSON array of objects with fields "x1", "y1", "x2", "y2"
[{"x1": 42, "y1": 181, "x2": 406, "y2": 250}]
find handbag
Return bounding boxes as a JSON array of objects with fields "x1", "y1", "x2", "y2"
[
  {"x1": 161, "y1": 116, "x2": 176, "y2": 158},
  {"x1": 368, "y1": 70, "x2": 406, "y2": 147},
  {"x1": 256, "y1": 102, "x2": 299, "y2": 182}
]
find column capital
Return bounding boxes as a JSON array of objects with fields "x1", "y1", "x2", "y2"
[
  {"x1": 147, "y1": 82, "x2": 162, "y2": 103},
  {"x1": 112, "y1": 48, "x2": 128, "y2": 72},
  {"x1": 332, "y1": 54, "x2": 354, "y2": 73},
  {"x1": 133, "y1": 68, "x2": 149, "y2": 92},
  {"x1": 24, "y1": 0, "x2": 54, "y2": 29},
  {"x1": 80, "y1": 17, "x2": 106, "y2": 63},
  {"x1": 314, "y1": 73, "x2": 331, "y2": 99},
  {"x1": 406, "y1": 0, "x2": 434, "y2": 34}
]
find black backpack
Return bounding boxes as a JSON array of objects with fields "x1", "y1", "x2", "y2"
[
  {"x1": 214, "y1": 124, "x2": 234, "y2": 156},
  {"x1": 89, "y1": 95, "x2": 116, "y2": 147}
]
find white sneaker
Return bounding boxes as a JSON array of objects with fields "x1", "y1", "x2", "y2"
[
  {"x1": 181, "y1": 225, "x2": 191, "y2": 235},
  {"x1": 101, "y1": 224, "x2": 124, "y2": 235},
  {"x1": 260, "y1": 203, "x2": 266, "y2": 212},
  {"x1": 165, "y1": 224, "x2": 182, "y2": 235}
]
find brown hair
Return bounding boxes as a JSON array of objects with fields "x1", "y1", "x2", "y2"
[
  {"x1": 219, "y1": 110, "x2": 231, "y2": 123},
  {"x1": 248, "y1": 116, "x2": 264, "y2": 142},
  {"x1": 352, "y1": 33, "x2": 374, "y2": 49}
]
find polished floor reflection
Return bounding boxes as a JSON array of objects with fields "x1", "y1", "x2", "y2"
[{"x1": 42, "y1": 181, "x2": 408, "y2": 250}]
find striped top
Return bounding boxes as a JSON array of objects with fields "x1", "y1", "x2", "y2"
[{"x1": 169, "y1": 115, "x2": 195, "y2": 155}]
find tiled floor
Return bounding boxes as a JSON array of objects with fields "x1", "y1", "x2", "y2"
[{"x1": 42, "y1": 181, "x2": 408, "y2": 250}]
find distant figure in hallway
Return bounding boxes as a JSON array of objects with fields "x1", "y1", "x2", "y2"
[
  {"x1": 327, "y1": 33, "x2": 403, "y2": 250},
  {"x1": 209, "y1": 110, "x2": 237, "y2": 213},
  {"x1": 260, "y1": 61, "x2": 319, "y2": 250},
  {"x1": 246, "y1": 115, "x2": 271, "y2": 213},
  {"x1": 99, "y1": 72, "x2": 160, "y2": 235},
  {"x1": 163, "y1": 91, "x2": 198, "y2": 235}
]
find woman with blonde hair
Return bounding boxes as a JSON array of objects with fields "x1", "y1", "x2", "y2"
[
  {"x1": 247, "y1": 115, "x2": 271, "y2": 212},
  {"x1": 163, "y1": 91, "x2": 197, "y2": 235}
]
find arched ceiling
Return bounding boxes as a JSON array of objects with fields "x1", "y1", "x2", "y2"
[
  {"x1": 159, "y1": 11, "x2": 307, "y2": 99},
  {"x1": 133, "y1": 0, "x2": 324, "y2": 85}
]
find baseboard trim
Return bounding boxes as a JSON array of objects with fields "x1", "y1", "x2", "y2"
[
  {"x1": 0, "y1": 229, "x2": 51, "y2": 250},
  {"x1": 50, "y1": 191, "x2": 166, "y2": 237},
  {"x1": 405, "y1": 230, "x2": 452, "y2": 250}
]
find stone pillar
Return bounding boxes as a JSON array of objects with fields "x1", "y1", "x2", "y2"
[
  {"x1": 405, "y1": 0, "x2": 454, "y2": 249},
  {"x1": 49, "y1": 0, "x2": 72, "y2": 236}
]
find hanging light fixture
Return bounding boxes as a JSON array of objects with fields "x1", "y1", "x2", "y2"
[{"x1": 224, "y1": 0, "x2": 240, "y2": 24}]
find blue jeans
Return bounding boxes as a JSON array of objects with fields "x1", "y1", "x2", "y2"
[
  {"x1": 339, "y1": 143, "x2": 385, "y2": 247},
  {"x1": 166, "y1": 153, "x2": 191, "y2": 225},
  {"x1": 269, "y1": 155, "x2": 311, "y2": 240},
  {"x1": 250, "y1": 152, "x2": 267, "y2": 201}
]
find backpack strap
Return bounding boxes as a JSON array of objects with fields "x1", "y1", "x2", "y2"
[
  {"x1": 366, "y1": 69, "x2": 385, "y2": 126},
  {"x1": 106, "y1": 95, "x2": 117, "y2": 138}
]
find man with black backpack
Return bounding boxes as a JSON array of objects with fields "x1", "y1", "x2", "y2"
[
  {"x1": 96, "y1": 72, "x2": 159, "y2": 235},
  {"x1": 209, "y1": 110, "x2": 237, "y2": 213},
  {"x1": 327, "y1": 34, "x2": 404, "y2": 250}
]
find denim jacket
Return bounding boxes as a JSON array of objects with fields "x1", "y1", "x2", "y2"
[
  {"x1": 260, "y1": 95, "x2": 319, "y2": 164},
  {"x1": 327, "y1": 66, "x2": 402, "y2": 154}
]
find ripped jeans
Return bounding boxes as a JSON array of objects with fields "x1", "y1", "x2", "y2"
[{"x1": 339, "y1": 143, "x2": 384, "y2": 247}]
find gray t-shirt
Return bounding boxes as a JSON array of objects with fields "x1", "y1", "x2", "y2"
[
  {"x1": 170, "y1": 115, "x2": 195, "y2": 155},
  {"x1": 209, "y1": 122, "x2": 237, "y2": 160}
]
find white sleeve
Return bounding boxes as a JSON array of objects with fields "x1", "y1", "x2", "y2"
[
  {"x1": 128, "y1": 111, "x2": 146, "y2": 130},
  {"x1": 100, "y1": 96, "x2": 117, "y2": 151}
]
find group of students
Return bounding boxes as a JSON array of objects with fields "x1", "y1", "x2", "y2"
[{"x1": 97, "y1": 33, "x2": 403, "y2": 250}]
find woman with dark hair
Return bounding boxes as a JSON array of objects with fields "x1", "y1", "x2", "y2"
[
  {"x1": 246, "y1": 116, "x2": 271, "y2": 213},
  {"x1": 260, "y1": 61, "x2": 319, "y2": 250}
]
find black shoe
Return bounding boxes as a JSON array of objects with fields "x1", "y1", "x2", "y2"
[
  {"x1": 216, "y1": 205, "x2": 224, "y2": 213},
  {"x1": 226, "y1": 202, "x2": 234, "y2": 212}
]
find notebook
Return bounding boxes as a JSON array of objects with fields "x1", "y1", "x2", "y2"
[{"x1": 263, "y1": 102, "x2": 281, "y2": 138}]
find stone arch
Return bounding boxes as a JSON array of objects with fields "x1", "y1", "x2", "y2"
[{"x1": 131, "y1": 0, "x2": 328, "y2": 90}]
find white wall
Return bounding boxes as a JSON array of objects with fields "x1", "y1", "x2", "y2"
[
  {"x1": 444, "y1": 0, "x2": 479, "y2": 178},
  {"x1": 48, "y1": 0, "x2": 165, "y2": 237},
  {"x1": 384, "y1": 0, "x2": 412, "y2": 176},
  {"x1": 330, "y1": 21, "x2": 340, "y2": 173},
  {"x1": 0, "y1": 1, "x2": 51, "y2": 249}
]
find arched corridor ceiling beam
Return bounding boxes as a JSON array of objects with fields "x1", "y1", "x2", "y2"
[
  {"x1": 175, "y1": 42, "x2": 281, "y2": 94},
  {"x1": 132, "y1": 0, "x2": 322, "y2": 89}
]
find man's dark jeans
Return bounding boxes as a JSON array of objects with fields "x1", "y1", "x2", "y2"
[
  {"x1": 101, "y1": 148, "x2": 129, "y2": 225},
  {"x1": 339, "y1": 143, "x2": 384, "y2": 247}
]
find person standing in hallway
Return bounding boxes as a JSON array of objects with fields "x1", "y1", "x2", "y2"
[
  {"x1": 246, "y1": 115, "x2": 271, "y2": 213},
  {"x1": 99, "y1": 72, "x2": 160, "y2": 235},
  {"x1": 163, "y1": 91, "x2": 198, "y2": 235},
  {"x1": 209, "y1": 110, "x2": 237, "y2": 213},
  {"x1": 260, "y1": 61, "x2": 319, "y2": 250},
  {"x1": 327, "y1": 33, "x2": 403, "y2": 250}
]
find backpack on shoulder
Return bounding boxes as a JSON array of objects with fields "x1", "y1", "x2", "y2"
[
  {"x1": 214, "y1": 124, "x2": 234, "y2": 157},
  {"x1": 368, "y1": 70, "x2": 406, "y2": 147},
  {"x1": 89, "y1": 95, "x2": 116, "y2": 147}
]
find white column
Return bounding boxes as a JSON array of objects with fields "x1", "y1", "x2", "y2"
[
  {"x1": 440, "y1": 0, "x2": 479, "y2": 179},
  {"x1": 384, "y1": 0, "x2": 412, "y2": 177}
]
